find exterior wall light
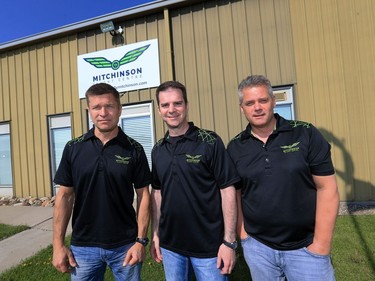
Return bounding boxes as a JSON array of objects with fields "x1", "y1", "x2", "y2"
[{"x1": 100, "y1": 21, "x2": 124, "y2": 45}]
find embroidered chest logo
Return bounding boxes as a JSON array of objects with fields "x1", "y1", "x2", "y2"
[
  {"x1": 115, "y1": 155, "x2": 131, "y2": 164},
  {"x1": 280, "y1": 142, "x2": 300, "y2": 153},
  {"x1": 186, "y1": 154, "x2": 202, "y2": 164},
  {"x1": 67, "y1": 135, "x2": 84, "y2": 146}
]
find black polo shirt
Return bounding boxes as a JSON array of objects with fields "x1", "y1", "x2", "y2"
[
  {"x1": 227, "y1": 114, "x2": 334, "y2": 250},
  {"x1": 152, "y1": 122, "x2": 240, "y2": 257},
  {"x1": 54, "y1": 127, "x2": 151, "y2": 249}
]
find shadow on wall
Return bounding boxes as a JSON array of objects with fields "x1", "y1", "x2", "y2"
[
  {"x1": 319, "y1": 128, "x2": 375, "y2": 277},
  {"x1": 319, "y1": 128, "x2": 375, "y2": 204}
]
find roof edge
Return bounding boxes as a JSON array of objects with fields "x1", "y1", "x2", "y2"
[{"x1": 0, "y1": 0, "x2": 187, "y2": 51}]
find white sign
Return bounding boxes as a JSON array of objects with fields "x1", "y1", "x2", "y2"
[{"x1": 77, "y1": 38, "x2": 160, "y2": 98}]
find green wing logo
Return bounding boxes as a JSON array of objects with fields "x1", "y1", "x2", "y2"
[
  {"x1": 115, "y1": 155, "x2": 131, "y2": 164},
  {"x1": 186, "y1": 154, "x2": 202, "y2": 164},
  {"x1": 280, "y1": 142, "x2": 300, "y2": 149},
  {"x1": 84, "y1": 44, "x2": 150, "y2": 70},
  {"x1": 281, "y1": 142, "x2": 300, "y2": 153}
]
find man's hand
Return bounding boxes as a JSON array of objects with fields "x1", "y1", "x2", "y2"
[
  {"x1": 150, "y1": 235, "x2": 163, "y2": 263},
  {"x1": 307, "y1": 241, "x2": 331, "y2": 256},
  {"x1": 52, "y1": 246, "x2": 77, "y2": 273},
  {"x1": 123, "y1": 243, "x2": 146, "y2": 266},
  {"x1": 217, "y1": 244, "x2": 236, "y2": 275}
]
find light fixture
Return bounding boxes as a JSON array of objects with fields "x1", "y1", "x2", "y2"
[
  {"x1": 100, "y1": 21, "x2": 115, "y2": 33},
  {"x1": 100, "y1": 21, "x2": 123, "y2": 36},
  {"x1": 100, "y1": 21, "x2": 124, "y2": 45},
  {"x1": 109, "y1": 25, "x2": 123, "y2": 37}
]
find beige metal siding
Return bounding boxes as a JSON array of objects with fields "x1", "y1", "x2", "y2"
[
  {"x1": 0, "y1": 0, "x2": 296, "y2": 197},
  {"x1": 169, "y1": 0, "x2": 296, "y2": 141},
  {"x1": 0, "y1": 55, "x2": 11, "y2": 121},
  {"x1": 290, "y1": 0, "x2": 375, "y2": 201},
  {"x1": 2, "y1": 0, "x2": 373, "y2": 201},
  {"x1": 0, "y1": 38, "x2": 82, "y2": 197},
  {"x1": 0, "y1": 12, "x2": 168, "y2": 197}
]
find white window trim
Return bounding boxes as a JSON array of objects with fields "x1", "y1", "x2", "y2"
[
  {"x1": 273, "y1": 85, "x2": 295, "y2": 120},
  {"x1": 48, "y1": 114, "x2": 72, "y2": 195},
  {"x1": 0, "y1": 122, "x2": 13, "y2": 196}
]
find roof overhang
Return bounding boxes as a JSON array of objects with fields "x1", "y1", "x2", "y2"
[{"x1": 0, "y1": 0, "x2": 190, "y2": 51}]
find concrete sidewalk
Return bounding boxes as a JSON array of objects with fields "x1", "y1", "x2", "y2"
[{"x1": 0, "y1": 206, "x2": 71, "y2": 273}]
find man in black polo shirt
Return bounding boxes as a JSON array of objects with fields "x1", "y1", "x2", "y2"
[
  {"x1": 52, "y1": 83, "x2": 151, "y2": 281},
  {"x1": 227, "y1": 75, "x2": 339, "y2": 281},
  {"x1": 150, "y1": 81, "x2": 240, "y2": 281}
]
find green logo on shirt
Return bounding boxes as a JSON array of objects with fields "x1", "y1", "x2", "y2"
[
  {"x1": 186, "y1": 154, "x2": 202, "y2": 163},
  {"x1": 280, "y1": 142, "x2": 300, "y2": 153},
  {"x1": 67, "y1": 135, "x2": 84, "y2": 146},
  {"x1": 115, "y1": 155, "x2": 131, "y2": 164},
  {"x1": 289, "y1": 120, "x2": 310, "y2": 128}
]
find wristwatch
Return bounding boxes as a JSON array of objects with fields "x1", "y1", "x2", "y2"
[
  {"x1": 222, "y1": 239, "x2": 237, "y2": 250},
  {"x1": 135, "y1": 237, "x2": 149, "y2": 246}
]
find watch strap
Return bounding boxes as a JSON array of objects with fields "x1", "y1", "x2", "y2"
[
  {"x1": 222, "y1": 239, "x2": 237, "y2": 250},
  {"x1": 135, "y1": 237, "x2": 149, "y2": 246}
]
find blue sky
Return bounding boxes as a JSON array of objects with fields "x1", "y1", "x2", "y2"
[{"x1": 0, "y1": 0, "x2": 152, "y2": 44}]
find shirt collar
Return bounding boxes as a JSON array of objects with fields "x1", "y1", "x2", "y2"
[
  {"x1": 84, "y1": 126, "x2": 132, "y2": 147},
  {"x1": 240, "y1": 113, "x2": 292, "y2": 141},
  {"x1": 162, "y1": 122, "x2": 197, "y2": 144}
]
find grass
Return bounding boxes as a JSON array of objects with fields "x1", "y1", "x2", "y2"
[
  {"x1": 0, "y1": 223, "x2": 29, "y2": 241},
  {"x1": 331, "y1": 215, "x2": 375, "y2": 280},
  {"x1": 0, "y1": 215, "x2": 374, "y2": 280}
]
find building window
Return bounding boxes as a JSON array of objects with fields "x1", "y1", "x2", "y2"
[
  {"x1": 0, "y1": 123, "x2": 12, "y2": 192},
  {"x1": 120, "y1": 103, "x2": 154, "y2": 167},
  {"x1": 273, "y1": 86, "x2": 295, "y2": 120},
  {"x1": 48, "y1": 114, "x2": 72, "y2": 194}
]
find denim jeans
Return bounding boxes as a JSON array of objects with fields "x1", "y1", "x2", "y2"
[
  {"x1": 160, "y1": 247, "x2": 228, "y2": 281},
  {"x1": 241, "y1": 236, "x2": 335, "y2": 281},
  {"x1": 70, "y1": 244, "x2": 141, "y2": 281}
]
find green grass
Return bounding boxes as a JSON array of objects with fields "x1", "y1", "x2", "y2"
[
  {"x1": 331, "y1": 215, "x2": 375, "y2": 280},
  {"x1": 0, "y1": 215, "x2": 374, "y2": 280},
  {"x1": 0, "y1": 223, "x2": 29, "y2": 241}
]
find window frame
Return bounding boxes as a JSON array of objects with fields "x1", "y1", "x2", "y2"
[
  {"x1": 48, "y1": 114, "x2": 72, "y2": 195},
  {"x1": 0, "y1": 122, "x2": 13, "y2": 195},
  {"x1": 273, "y1": 85, "x2": 295, "y2": 120}
]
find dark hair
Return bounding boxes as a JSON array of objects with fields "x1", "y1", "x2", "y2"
[
  {"x1": 237, "y1": 75, "x2": 274, "y2": 104},
  {"x1": 156, "y1": 81, "x2": 188, "y2": 105},
  {"x1": 85, "y1": 83, "x2": 121, "y2": 106}
]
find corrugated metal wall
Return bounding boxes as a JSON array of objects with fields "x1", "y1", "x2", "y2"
[
  {"x1": 0, "y1": 11, "x2": 169, "y2": 197},
  {"x1": 0, "y1": 38, "x2": 81, "y2": 197},
  {"x1": 0, "y1": 0, "x2": 374, "y2": 201},
  {"x1": 169, "y1": 0, "x2": 296, "y2": 141},
  {"x1": 289, "y1": 0, "x2": 375, "y2": 201}
]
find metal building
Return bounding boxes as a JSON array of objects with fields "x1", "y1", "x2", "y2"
[{"x1": 0, "y1": 0, "x2": 374, "y2": 202}]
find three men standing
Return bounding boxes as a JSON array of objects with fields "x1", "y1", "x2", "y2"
[{"x1": 53, "y1": 77, "x2": 339, "y2": 281}]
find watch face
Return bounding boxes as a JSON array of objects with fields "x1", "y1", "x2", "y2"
[
  {"x1": 136, "y1": 237, "x2": 149, "y2": 246},
  {"x1": 230, "y1": 241, "x2": 238, "y2": 249},
  {"x1": 223, "y1": 239, "x2": 237, "y2": 250}
]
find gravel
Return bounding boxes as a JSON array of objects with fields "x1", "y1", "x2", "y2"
[{"x1": 339, "y1": 201, "x2": 375, "y2": 215}]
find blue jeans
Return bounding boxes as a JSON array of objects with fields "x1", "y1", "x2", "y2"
[
  {"x1": 161, "y1": 247, "x2": 228, "y2": 281},
  {"x1": 70, "y1": 244, "x2": 141, "y2": 281},
  {"x1": 241, "y1": 236, "x2": 335, "y2": 281}
]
